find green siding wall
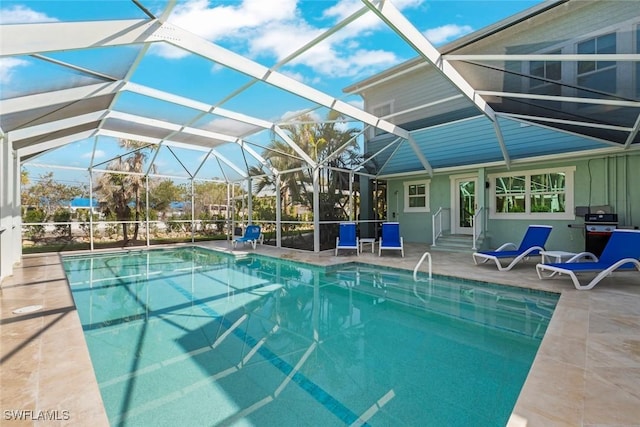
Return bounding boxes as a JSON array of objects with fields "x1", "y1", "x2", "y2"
[{"x1": 388, "y1": 152, "x2": 640, "y2": 253}]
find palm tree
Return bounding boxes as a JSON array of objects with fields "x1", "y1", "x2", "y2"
[
  {"x1": 314, "y1": 110, "x2": 360, "y2": 218},
  {"x1": 252, "y1": 111, "x2": 360, "y2": 246},
  {"x1": 280, "y1": 112, "x2": 359, "y2": 217},
  {"x1": 249, "y1": 138, "x2": 309, "y2": 215},
  {"x1": 95, "y1": 139, "x2": 156, "y2": 243}
]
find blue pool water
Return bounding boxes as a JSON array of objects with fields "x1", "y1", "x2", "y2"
[{"x1": 63, "y1": 247, "x2": 558, "y2": 427}]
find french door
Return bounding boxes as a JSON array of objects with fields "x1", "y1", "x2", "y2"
[{"x1": 452, "y1": 176, "x2": 477, "y2": 235}]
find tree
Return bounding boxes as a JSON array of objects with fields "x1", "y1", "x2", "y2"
[
  {"x1": 149, "y1": 180, "x2": 183, "y2": 219},
  {"x1": 22, "y1": 171, "x2": 83, "y2": 216},
  {"x1": 254, "y1": 111, "x2": 360, "y2": 219},
  {"x1": 251, "y1": 111, "x2": 361, "y2": 247},
  {"x1": 248, "y1": 139, "x2": 301, "y2": 216},
  {"x1": 193, "y1": 181, "x2": 228, "y2": 217},
  {"x1": 95, "y1": 139, "x2": 156, "y2": 243}
]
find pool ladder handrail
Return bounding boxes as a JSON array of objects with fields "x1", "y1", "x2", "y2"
[{"x1": 413, "y1": 252, "x2": 432, "y2": 280}]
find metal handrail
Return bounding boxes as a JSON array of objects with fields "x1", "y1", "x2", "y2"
[
  {"x1": 432, "y1": 207, "x2": 441, "y2": 246},
  {"x1": 413, "y1": 251, "x2": 432, "y2": 280},
  {"x1": 432, "y1": 207, "x2": 447, "y2": 247},
  {"x1": 472, "y1": 207, "x2": 483, "y2": 250}
]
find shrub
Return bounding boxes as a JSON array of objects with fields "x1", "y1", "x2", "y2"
[
  {"x1": 53, "y1": 209, "x2": 72, "y2": 239},
  {"x1": 23, "y1": 208, "x2": 47, "y2": 242}
]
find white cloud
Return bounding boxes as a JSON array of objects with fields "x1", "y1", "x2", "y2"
[
  {"x1": 0, "y1": 7, "x2": 57, "y2": 87},
  {"x1": 151, "y1": 43, "x2": 189, "y2": 60},
  {"x1": 203, "y1": 117, "x2": 262, "y2": 136},
  {"x1": 423, "y1": 24, "x2": 474, "y2": 45},
  {"x1": 279, "y1": 109, "x2": 322, "y2": 123},
  {"x1": 0, "y1": 57, "x2": 29, "y2": 84},
  {"x1": 347, "y1": 99, "x2": 364, "y2": 109},
  {"x1": 160, "y1": 0, "x2": 422, "y2": 79},
  {"x1": 170, "y1": 0, "x2": 297, "y2": 40},
  {"x1": 280, "y1": 70, "x2": 306, "y2": 84},
  {"x1": 323, "y1": 0, "x2": 423, "y2": 22},
  {"x1": 83, "y1": 150, "x2": 106, "y2": 159},
  {"x1": 161, "y1": 0, "x2": 299, "y2": 59},
  {"x1": 0, "y1": 5, "x2": 58, "y2": 24}
]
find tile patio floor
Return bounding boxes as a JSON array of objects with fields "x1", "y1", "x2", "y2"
[{"x1": 1, "y1": 241, "x2": 639, "y2": 426}]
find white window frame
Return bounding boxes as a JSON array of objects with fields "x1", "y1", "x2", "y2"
[
  {"x1": 403, "y1": 179, "x2": 430, "y2": 213},
  {"x1": 529, "y1": 49, "x2": 562, "y2": 91},
  {"x1": 575, "y1": 32, "x2": 618, "y2": 102},
  {"x1": 577, "y1": 32, "x2": 617, "y2": 77},
  {"x1": 371, "y1": 101, "x2": 393, "y2": 136},
  {"x1": 489, "y1": 166, "x2": 575, "y2": 220}
]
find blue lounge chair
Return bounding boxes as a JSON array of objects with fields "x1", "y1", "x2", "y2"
[
  {"x1": 536, "y1": 229, "x2": 640, "y2": 290},
  {"x1": 335, "y1": 222, "x2": 359, "y2": 256},
  {"x1": 472, "y1": 225, "x2": 552, "y2": 271},
  {"x1": 232, "y1": 225, "x2": 262, "y2": 249},
  {"x1": 379, "y1": 222, "x2": 404, "y2": 257}
]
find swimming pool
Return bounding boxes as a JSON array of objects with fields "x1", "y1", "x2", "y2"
[{"x1": 63, "y1": 247, "x2": 558, "y2": 426}]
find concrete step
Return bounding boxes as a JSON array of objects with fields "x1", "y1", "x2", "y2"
[{"x1": 431, "y1": 234, "x2": 482, "y2": 253}]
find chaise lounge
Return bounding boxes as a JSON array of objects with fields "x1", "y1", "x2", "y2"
[
  {"x1": 472, "y1": 225, "x2": 552, "y2": 271},
  {"x1": 536, "y1": 229, "x2": 640, "y2": 290},
  {"x1": 232, "y1": 224, "x2": 262, "y2": 250}
]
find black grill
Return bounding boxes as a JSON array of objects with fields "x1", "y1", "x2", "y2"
[{"x1": 584, "y1": 213, "x2": 618, "y2": 257}]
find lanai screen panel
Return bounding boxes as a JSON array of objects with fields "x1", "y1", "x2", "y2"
[
  {"x1": 444, "y1": 0, "x2": 640, "y2": 147},
  {"x1": 113, "y1": 92, "x2": 209, "y2": 127}
]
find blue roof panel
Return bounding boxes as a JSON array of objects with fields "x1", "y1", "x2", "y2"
[
  {"x1": 376, "y1": 116, "x2": 612, "y2": 175},
  {"x1": 498, "y1": 117, "x2": 609, "y2": 159}
]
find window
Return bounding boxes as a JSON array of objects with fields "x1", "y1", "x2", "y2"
[
  {"x1": 372, "y1": 102, "x2": 392, "y2": 136},
  {"x1": 403, "y1": 179, "x2": 430, "y2": 213},
  {"x1": 490, "y1": 167, "x2": 574, "y2": 220},
  {"x1": 529, "y1": 50, "x2": 562, "y2": 109},
  {"x1": 495, "y1": 175, "x2": 526, "y2": 214},
  {"x1": 577, "y1": 33, "x2": 617, "y2": 95},
  {"x1": 530, "y1": 49, "x2": 562, "y2": 89}
]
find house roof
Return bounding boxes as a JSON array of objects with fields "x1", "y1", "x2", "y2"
[
  {"x1": 69, "y1": 197, "x2": 99, "y2": 208},
  {"x1": 1, "y1": 0, "x2": 639, "y2": 182}
]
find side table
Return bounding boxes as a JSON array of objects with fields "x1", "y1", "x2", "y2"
[
  {"x1": 359, "y1": 238, "x2": 376, "y2": 254},
  {"x1": 540, "y1": 250, "x2": 577, "y2": 264}
]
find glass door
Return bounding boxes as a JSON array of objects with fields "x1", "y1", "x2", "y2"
[{"x1": 453, "y1": 177, "x2": 477, "y2": 235}]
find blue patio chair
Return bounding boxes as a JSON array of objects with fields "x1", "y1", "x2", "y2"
[
  {"x1": 536, "y1": 229, "x2": 640, "y2": 290},
  {"x1": 335, "y1": 222, "x2": 359, "y2": 256},
  {"x1": 379, "y1": 222, "x2": 404, "y2": 257},
  {"x1": 472, "y1": 225, "x2": 552, "y2": 271},
  {"x1": 232, "y1": 225, "x2": 262, "y2": 250}
]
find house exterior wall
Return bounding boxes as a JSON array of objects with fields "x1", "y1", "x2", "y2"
[
  {"x1": 452, "y1": 1, "x2": 639, "y2": 114},
  {"x1": 355, "y1": 1, "x2": 639, "y2": 138},
  {"x1": 357, "y1": 0, "x2": 640, "y2": 253},
  {"x1": 386, "y1": 151, "x2": 640, "y2": 253},
  {"x1": 361, "y1": 66, "x2": 473, "y2": 135}
]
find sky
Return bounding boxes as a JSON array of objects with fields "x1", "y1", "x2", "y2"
[{"x1": 1, "y1": 0, "x2": 544, "y2": 187}]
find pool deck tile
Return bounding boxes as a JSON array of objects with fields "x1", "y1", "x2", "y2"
[{"x1": 1, "y1": 241, "x2": 639, "y2": 426}]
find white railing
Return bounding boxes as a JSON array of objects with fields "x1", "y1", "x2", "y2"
[
  {"x1": 431, "y1": 207, "x2": 450, "y2": 247},
  {"x1": 472, "y1": 207, "x2": 484, "y2": 250}
]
